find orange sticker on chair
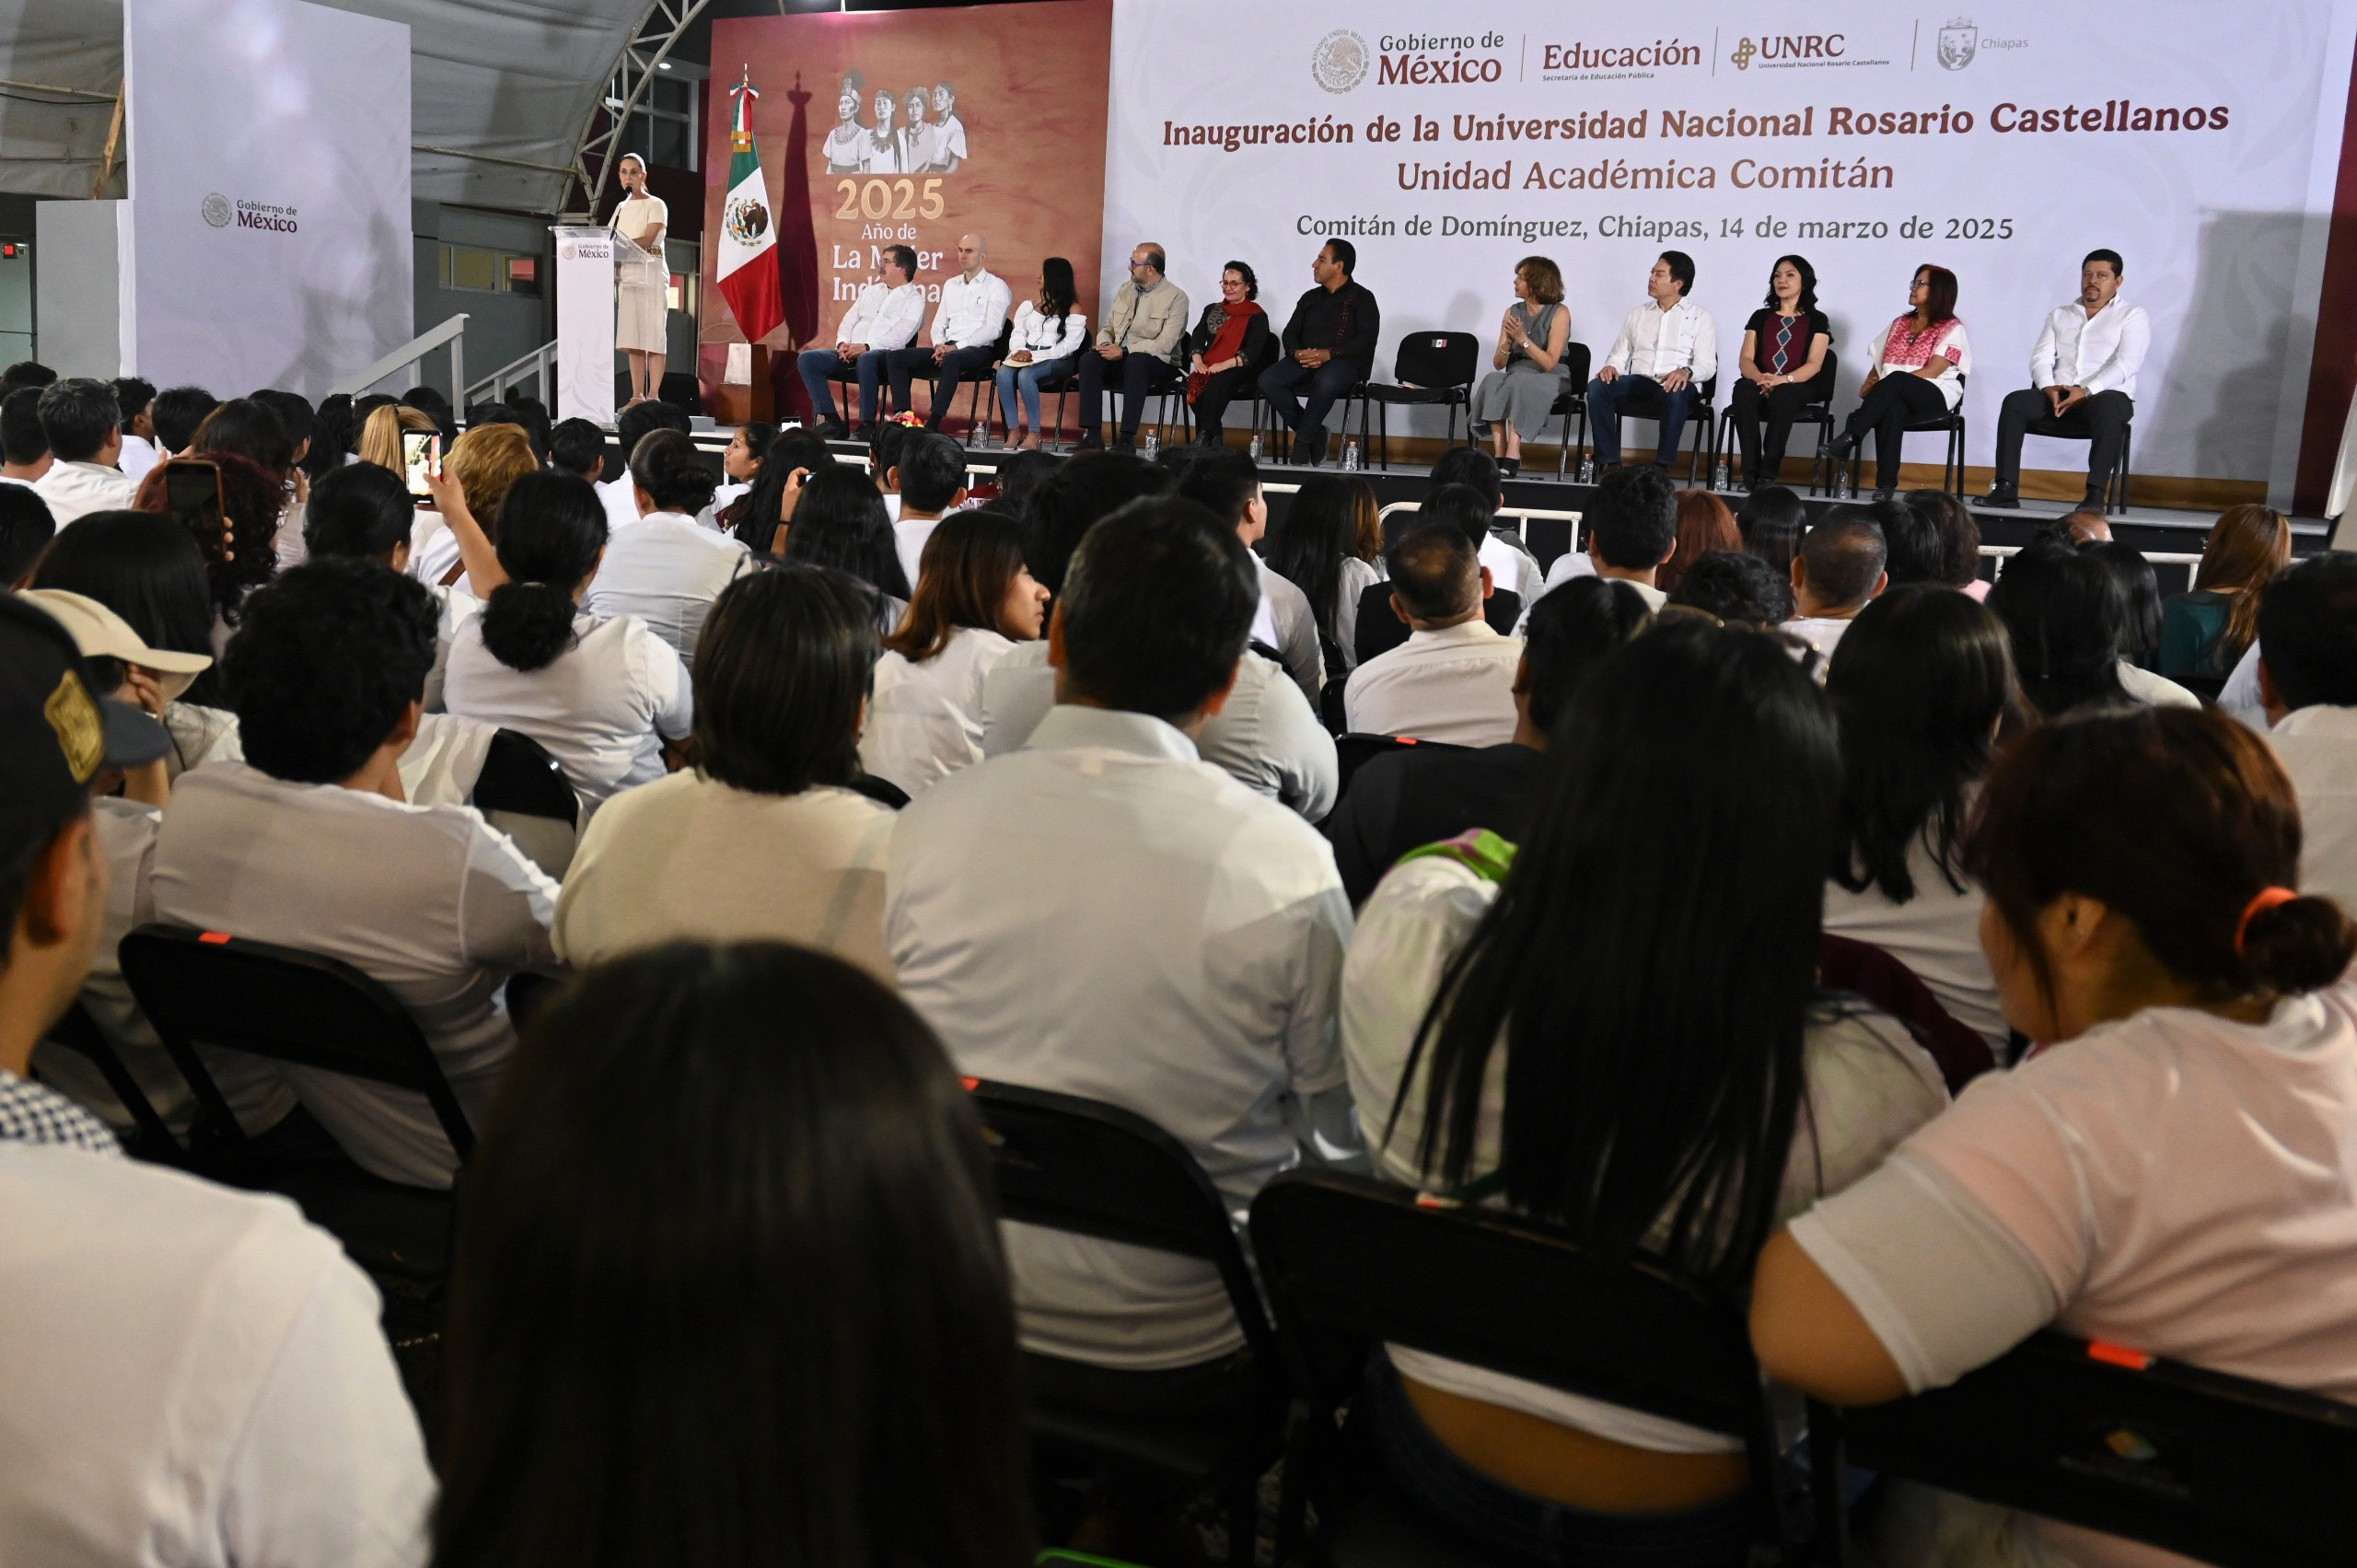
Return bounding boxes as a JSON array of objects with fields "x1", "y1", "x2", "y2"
[
  {"x1": 2087, "y1": 1341, "x2": 2152, "y2": 1371},
  {"x1": 198, "y1": 932, "x2": 233, "y2": 945}
]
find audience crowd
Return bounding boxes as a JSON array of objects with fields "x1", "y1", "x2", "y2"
[{"x1": 6, "y1": 353, "x2": 2357, "y2": 1568}]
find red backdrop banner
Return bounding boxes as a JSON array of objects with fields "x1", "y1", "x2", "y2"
[{"x1": 701, "y1": 2, "x2": 1113, "y2": 425}]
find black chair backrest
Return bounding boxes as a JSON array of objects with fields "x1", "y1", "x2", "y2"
[
  {"x1": 470, "y1": 727, "x2": 578, "y2": 824},
  {"x1": 1558, "y1": 340, "x2": 1592, "y2": 386},
  {"x1": 1806, "y1": 349, "x2": 1840, "y2": 405},
  {"x1": 1391, "y1": 331, "x2": 1480, "y2": 390},
  {"x1": 41, "y1": 1000, "x2": 185, "y2": 1161},
  {"x1": 1249, "y1": 1171, "x2": 1784, "y2": 1551},
  {"x1": 1833, "y1": 1331, "x2": 2357, "y2": 1568},
  {"x1": 1335, "y1": 732, "x2": 1469, "y2": 796},
  {"x1": 118, "y1": 923, "x2": 475, "y2": 1162},
  {"x1": 966, "y1": 1077, "x2": 1273, "y2": 1357}
]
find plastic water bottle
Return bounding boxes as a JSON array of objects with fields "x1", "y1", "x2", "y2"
[
  {"x1": 1248, "y1": 431, "x2": 1262, "y2": 460},
  {"x1": 1577, "y1": 455, "x2": 1596, "y2": 484},
  {"x1": 1834, "y1": 465, "x2": 1853, "y2": 500},
  {"x1": 1714, "y1": 454, "x2": 1731, "y2": 491},
  {"x1": 1342, "y1": 437, "x2": 1362, "y2": 472},
  {"x1": 1142, "y1": 427, "x2": 1160, "y2": 459}
]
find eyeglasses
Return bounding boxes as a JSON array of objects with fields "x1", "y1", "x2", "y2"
[{"x1": 1909, "y1": 277, "x2": 1930, "y2": 289}]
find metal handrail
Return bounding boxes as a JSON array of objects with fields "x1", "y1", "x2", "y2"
[
  {"x1": 1381, "y1": 498, "x2": 1584, "y2": 548},
  {"x1": 1981, "y1": 544, "x2": 2201, "y2": 581},
  {"x1": 464, "y1": 341, "x2": 557, "y2": 409},
  {"x1": 332, "y1": 314, "x2": 467, "y2": 399}
]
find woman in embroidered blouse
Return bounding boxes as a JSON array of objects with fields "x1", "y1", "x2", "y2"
[
  {"x1": 861, "y1": 87, "x2": 901, "y2": 174},
  {"x1": 822, "y1": 74, "x2": 867, "y2": 174},
  {"x1": 1183, "y1": 261, "x2": 1270, "y2": 445},
  {"x1": 1831, "y1": 264, "x2": 1969, "y2": 500},
  {"x1": 994, "y1": 258, "x2": 1088, "y2": 452},
  {"x1": 1730, "y1": 255, "x2": 1834, "y2": 493}
]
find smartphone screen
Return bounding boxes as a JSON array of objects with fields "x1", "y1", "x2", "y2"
[
  {"x1": 163, "y1": 462, "x2": 224, "y2": 540},
  {"x1": 402, "y1": 432, "x2": 439, "y2": 498}
]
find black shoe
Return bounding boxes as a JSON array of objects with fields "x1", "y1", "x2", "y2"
[
  {"x1": 2080, "y1": 492, "x2": 2112, "y2": 512},
  {"x1": 1499, "y1": 458, "x2": 1521, "y2": 478},
  {"x1": 1074, "y1": 433, "x2": 1105, "y2": 451},
  {"x1": 818, "y1": 418, "x2": 850, "y2": 441},
  {"x1": 1302, "y1": 427, "x2": 1329, "y2": 467},
  {"x1": 1873, "y1": 488, "x2": 1897, "y2": 502},
  {"x1": 1980, "y1": 482, "x2": 2021, "y2": 509},
  {"x1": 1827, "y1": 431, "x2": 1859, "y2": 464}
]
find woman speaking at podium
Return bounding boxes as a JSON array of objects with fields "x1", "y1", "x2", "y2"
[{"x1": 611, "y1": 152, "x2": 670, "y2": 408}]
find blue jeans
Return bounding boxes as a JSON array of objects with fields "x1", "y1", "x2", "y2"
[
  {"x1": 1587, "y1": 373, "x2": 1698, "y2": 468},
  {"x1": 798, "y1": 347, "x2": 892, "y2": 426},
  {"x1": 1360, "y1": 1354, "x2": 1755, "y2": 1567},
  {"x1": 994, "y1": 354, "x2": 1075, "y2": 433}
]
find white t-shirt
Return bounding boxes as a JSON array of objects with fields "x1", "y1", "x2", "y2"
[
  {"x1": 1792, "y1": 983, "x2": 2357, "y2": 1568},
  {"x1": 888, "y1": 704, "x2": 1353, "y2": 1369},
  {"x1": 1333, "y1": 554, "x2": 1382, "y2": 674},
  {"x1": 580, "y1": 509, "x2": 752, "y2": 663},
  {"x1": 117, "y1": 432, "x2": 160, "y2": 484},
  {"x1": 441, "y1": 610, "x2": 692, "y2": 810},
  {"x1": 556, "y1": 770, "x2": 896, "y2": 982},
  {"x1": 32, "y1": 459, "x2": 138, "y2": 525},
  {"x1": 1782, "y1": 614, "x2": 1857, "y2": 662},
  {"x1": 0, "y1": 1137, "x2": 434, "y2": 1568},
  {"x1": 1344, "y1": 619, "x2": 1523, "y2": 747},
  {"x1": 895, "y1": 514, "x2": 942, "y2": 591},
  {"x1": 2269, "y1": 703, "x2": 2357, "y2": 915},
  {"x1": 2116, "y1": 659, "x2": 2201, "y2": 709},
  {"x1": 596, "y1": 468, "x2": 640, "y2": 535},
  {"x1": 1255, "y1": 555, "x2": 1326, "y2": 705},
  {"x1": 1346, "y1": 854, "x2": 1948, "y2": 1451},
  {"x1": 150, "y1": 762, "x2": 560, "y2": 1187},
  {"x1": 1822, "y1": 834, "x2": 2008, "y2": 1056},
  {"x1": 862, "y1": 625, "x2": 1018, "y2": 797}
]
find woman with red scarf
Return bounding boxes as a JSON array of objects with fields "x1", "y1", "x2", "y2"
[{"x1": 1183, "y1": 261, "x2": 1270, "y2": 445}]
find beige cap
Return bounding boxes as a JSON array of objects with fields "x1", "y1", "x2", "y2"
[{"x1": 15, "y1": 588, "x2": 215, "y2": 675}]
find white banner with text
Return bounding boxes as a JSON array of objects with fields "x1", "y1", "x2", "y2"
[{"x1": 1105, "y1": 1, "x2": 2357, "y2": 494}]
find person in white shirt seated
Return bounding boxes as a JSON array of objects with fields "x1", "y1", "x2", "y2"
[
  {"x1": 1538, "y1": 461, "x2": 1678, "y2": 607},
  {"x1": 583, "y1": 429, "x2": 750, "y2": 664},
  {"x1": 865, "y1": 508, "x2": 1047, "y2": 797},
  {"x1": 1358, "y1": 485, "x2": 1527, "y2": 666},
  {"x1": 1265, "y1": 472, "x2": 1383, "y2": 679},
  {"x1": 1345, "y1": 522, "x2": 1523, "y2": 746},
  {"x1": 1823, "y1": 586, "x2": 2027, "y2": 1058},
  {"x1": 111, "y1": 375, "x2": 160, "y2": 485},
  {"x1": 556, "y1": 569, "x2": 900, "y2": 980},
  {"x1": 1782, "y1": 509, "x2": 1889, "y2": 663},
  {"x1": 1178, "y1": 446, "x2": 1325, "y2": 704},
  {"x1": 1828, "y1": 264, "x2": 1971, "y2": 502},
  {"x1": 887, "y1": 430, "x2": 970, "y2": 588},
  {"x1": 442, "y1": 471, "x2": 693, "y2": 811},
  {"x1": 1343, "y1": 618, "x2": 1945, "y2": 1561},
  {"x1": 888, "y1": 496, "x2": 1357, "y2": 1390},
  {"x1": 1433, "y1": 445, "x2": 1545, "y2": 603},
  {"x1": 151, "y1": 383, "x2": 220, "y2": 462},
  {"x1": 699, "y1": 418, "x2": 775, "y2": 529},
  {"x1": 153, "y1": 559, "x2": 560, "y2": 1189},
  {"x1": 887, "y1": 232, "x2": 1011, "y2": 434},
  {"x1": 779, "y1": 463, "x2": 913, "y2": 635},
  {"x1": 2251, "y1": 553, "x2": 2357, "y2": 912},
  {"x1": 1985, "y1": 249, "x2": 2150, "y2": 511},
  {"x1": 587, "y1": 400, "x2": 684, "y2": 540},
  {"x1": 30, "y1": 377, "x2": 137, "y2": 524},
  {"x1": 0, "y1": 593, "x2": 435, "y2": 1568},
  {"x1": 996, "y1": 256, "x2": 1089, "y2": 451},
  {"x1": 1585, "y1": 250, "x2": 1717, "y2": 471},
  {"x1": 1752, "y1": 706, "x2": 2357, "y2": 1568},
  {"x1": 797, "y1": 242, "x2": 928, "y2": 439},
  {"x1": 0, "y1": 387, "x2": 51, "y2": 489}
]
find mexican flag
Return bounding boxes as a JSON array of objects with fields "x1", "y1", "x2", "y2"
[{"x1": 715, "y1": 78, "x2": 784, "y2": 344}]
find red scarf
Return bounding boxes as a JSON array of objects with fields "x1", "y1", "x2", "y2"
[{"x1": 1188, "y1": 300, "x2": 1264, "y2": 402}]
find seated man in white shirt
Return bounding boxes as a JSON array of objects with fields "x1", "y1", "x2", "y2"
[
  {"x1": 1359, "y1": 485, "x2": 1528, "y2": 665},
  {"x1": 583, "y1": 428, "x2": 750, "y2": 663},
  {"x1": 1540, "y1": 460, "x2": 1679, "y2": 607},
  {"x1": 29, "y1": 377, "x2": 137, "y2": 524},
  {"x1": 1585, "y1": 250, "x2": 1717, "y2": 470},
  {"x1": 594, "y1": 400, "x2": 689, "y2": 536},
  {"x1": 1178, "y1": 445, "x2": 1325, "y2": 704},
  {"x1": 889, "y1": 496, "x2": 1355, "y2": 1376},
  {"x1": 1346, "y1": 521, "x2": 1524, "y2": 746},
  {"x1": 0, "y1": 593, "x2": 434, "y2": 1568},
  {"x1": 1782, "y1": 509, "x2": 1889, "y2": 662},
  {"x1": 887, "y1": 233, "x2": 1011, "y2": 434},
  {"x1": 151, "y1": 383, "x2": 220, "y2": 462},
  {"x1": 1432, "y1": 444, "x2": 1544, "y2": 601},
  {"x1": 152, "y1": 559, "x2": 560, "y2": 1189},
  {"x1": 112, "y1": 376, "x2": 160, "y2": 484},
  {"x1": 2256, "y1": 553, "x2": 2357, "y2": 911},
  {"x1": 797, "y1": 243, "x2": 929, "y2": 439},
  {"x1": 1985, "y1": 248, "x2": 2151, "y2": 510},
  {"x1": 888, "y1": 431, "x2": 970, "y2": 588},
  {"x1": 0, "y1": 387, "x2": 51, "y2": 488}
]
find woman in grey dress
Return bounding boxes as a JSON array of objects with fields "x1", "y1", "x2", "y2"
[{"x1": 1469, "y1": 255, "x2": 1572, "y2": 477}]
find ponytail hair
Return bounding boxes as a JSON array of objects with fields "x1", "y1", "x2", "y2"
[
  {"x1": 479, "y1": 471, "x2": 608, "y2": 673},
  {"x1": 631, "y1": 427, "x2": 720, "y2": 517},
  {"x1": 1965, "y1": 705, "x2": 2357, "y2": 1004}
]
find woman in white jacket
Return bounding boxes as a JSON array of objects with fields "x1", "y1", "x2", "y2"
[{"x1": 993, "y1": 258, "x2": 1087, "y2": 450}]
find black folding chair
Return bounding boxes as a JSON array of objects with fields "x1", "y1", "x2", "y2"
[
  {"x1": 1540, "y1": 342, "x2": 1595, "y2": 477},
  {"x1": 1821, "y1": 1330, "x2": 2357, "y2": 1568},
  {"x1": 39, "y1": 1000, "x2": 190, "y2": 1167},
  {"x1": 966, "y1": 1078, "x2": 1283, "y2": 1568},
  {"x1": 470, "y1": 726, "x2": 580, "y2": 878},
  {"x1": 1249, "y1": 1170, "x2": 1806, "y2": 1566},
  {"x1": 946, "y1": 319, "x2": 1016, "y2": 448},
  {"x1": 1334, "y1": 733, "x2": 1469, "y2": 800},
  {"x1": 1711, "y1": 351, "x2": 1840, "y2": 494},
  {"x1": 1356, "y1": 331, "x2": 1480, "y2": 470},
  {"x1": 1849, "y1": 373, "x2": 1968, "y2": 498},
  {"x1": 2015, "y1": 412, "x2": 2134, "y2": 514}
]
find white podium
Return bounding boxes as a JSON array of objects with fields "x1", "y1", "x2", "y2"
[{"x1": 552, "y1": 225, "x2": 616, "y2": 428}]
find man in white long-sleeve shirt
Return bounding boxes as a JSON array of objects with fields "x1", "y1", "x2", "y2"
[
  {"x1": 1585, "y1": 250, "x2": 1718, "y2": 470},
  {"x1": 888, "y1": 233, "x2": 1011, "y2": 434},
  {"x1": 1984, "y1": 248, "x2": 2151, "y2": 510},
  {"x1": 796, "y1": 243, "x2": 928, "y2": 437}
]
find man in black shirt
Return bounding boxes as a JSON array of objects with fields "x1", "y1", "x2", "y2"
[{"x1": 1258, "y1": 238, "x2": 1380, "y2": 467}]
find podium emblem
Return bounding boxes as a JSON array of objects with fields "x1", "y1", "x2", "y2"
[
  {"x1": 1937, "y1": 17, "x2": 1979, "y2": 70},
  {"x1": 200, "y1": 192, "x2": 231, "y2": 228}
]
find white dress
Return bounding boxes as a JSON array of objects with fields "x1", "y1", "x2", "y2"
[{"x1": 612, "y1": 194, "x2": 669, "y2": 353}]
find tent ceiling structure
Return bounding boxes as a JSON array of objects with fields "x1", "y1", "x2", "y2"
[{"x1": 0, "y1": 0, "x2": 662, "y2": 213}]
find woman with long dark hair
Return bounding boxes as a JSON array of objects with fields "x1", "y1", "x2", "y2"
[
  {"x1": 726, "y1": 427, "x2": 832, "y2": 551},
  {"x1": 1342, "y1": 620, "x2": 1945, "y2": 1559},
  {"x1": 1755, "y1": 706, "x2": 2357, "y2": 1567},
  {"x1": 996, "y1": 257, "x2": 1086, "y2": 451},
  {"x1": 1736, "y1": 483, "x2": 1806, "y2": 579},
  {"x1": 440, "y1": 470, "x2": 691, "y2": 809},
  {"x1": 1829, "y1": 263, "x2": 1969, "y2": 499},
  {"x1": 862, "y1": 509, "x2": 1047, "y2": 796},
  {"x1": 432, "y1": 942, "x2": 1034, "y2": 1568},
  {"x1": 1986, "y1": 537, "x2": 2147, "y2": 718},
  {"x1": 1264, "y1": 473, "x2": 1381, "y2": 673},
  {"x1": 703, "y1": 419, "x2": 776, "y2": 527},
  {"x1": 782, "y1": 462, "x2": 912, "y2": 633},
  {"x1": 1822, "y1": 586, "x2": 2026, "y2": 1054},
  {"x1": 1730, "y1": 254, "x2": 1834, "y2": 492},
  {"x1": 133, "y1": 449, "x2": 283, "y2": 654},
  {"x1": 2160, "y1": 502, "x2": 2292, "y2": 688}
]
